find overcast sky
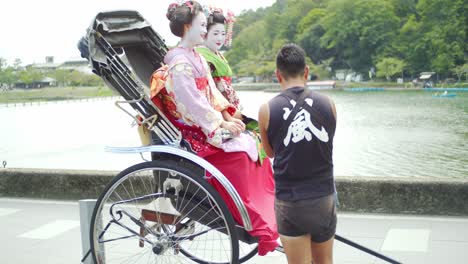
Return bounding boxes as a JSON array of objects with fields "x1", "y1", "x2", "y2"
[{"x1": 0, "y1": 0, "x2": 275, "y2": 65}]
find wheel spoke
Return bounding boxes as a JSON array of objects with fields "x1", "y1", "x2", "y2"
[{"x1": 90, "y1": 160, "x2": 239, "y2": 264}]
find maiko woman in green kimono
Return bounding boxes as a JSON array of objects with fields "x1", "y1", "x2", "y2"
[
  {"x1": 196, "y1": 8, "x2": 265, "y2": 150},
  {"x1": 196, "y1": 8, "x2": 241, "y2": 110}
]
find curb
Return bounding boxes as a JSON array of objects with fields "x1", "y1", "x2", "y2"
[
  {"x1": 1, "y1": 168, "x2": 467, "y2": 216},
  {"x1": 335, "y1": 176, "x2": 468, "y2": 216}
]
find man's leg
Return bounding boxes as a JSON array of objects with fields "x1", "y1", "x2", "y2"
[
  {"x1": 310, "y1": 235, "x2": 334, "y2": 264},
  {"x1": 280, "y1": 234, "x2": 312, "y2": 264}
]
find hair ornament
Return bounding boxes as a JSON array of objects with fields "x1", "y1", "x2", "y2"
[
  {"x1": 202, "y1": 5, "x2": 211, "y2": 19},
  {"x1": 224, "y1": 10, "x2": 235, "y2": 47},
  {"x1": 166, "y1": 1, "x2": 195, "y2": 20},
  {"x1": 225, "y1": 10, "x2": 235, "y2": 24},
  {"x1": 166, "y1": 3, "x2": 178, "y2": 20},
  {"x1": 184, "y1": 1, "x2": 194, "y2": 13}
]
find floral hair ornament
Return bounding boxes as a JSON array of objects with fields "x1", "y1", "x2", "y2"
[
  {"x1": 224, "y1": 10, "x2": 236, "y2": 47},
  {"x1": 184, "y1": 1, "x2": 194, "y2": 13},
  {"x1": 166, "y1": 3, "x2": 178, "y2": 19},
  {"x1": 166, "y1": 0, "x2": 195, "y2": 19},
  {"x1": 202, "y1": 5, "x2": 211, "y2": 19}
]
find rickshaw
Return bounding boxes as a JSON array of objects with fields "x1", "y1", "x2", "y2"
[
  {"x1": 78, "y1": 10, "x2": 261, "y2": 264},
  {"x1": 78, "y1": 10, "x2": 401, "y2": 264}
]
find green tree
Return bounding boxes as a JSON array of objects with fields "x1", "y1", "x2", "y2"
[
  {"x1": 309, "y1": 58, "x2": 333, "y2": 79},
  {"x1": 392, "y1": 15, "x2": 425, "y2": 75},
  {"x1": 231, "y1": 8, "x2": 268, "y2": 38},
  {"x1": 69, "y1": 70, "x2": 84, "y2": 86},
  {"x1": 389, "y1": 0, "x2": 418, "y2": 24},
  {"x1": 13, "y1": 58, "x2": 22, "y2": 70},
  {"x1": 18, "y1": 68, "x2": 43, "y2": 87},
  {"x1": 376, "y1": 58, "x2": 406, "y2": 80},
  {"x1": 296, "y1": 9, "x2": 334, "y2": 66},
  {"x1": 275, "y1": 0, "x2": 318, "y2": 41},
  {"x1": 53, "y1": 69, "x2": 103, "y2": 87},
  {"x1": 452, "y1": 63, "x2": 468, "y2": 82},
  {"x1": 396, "y1": 0, "x2": 467, "y2": 76},
  {"x1": 53, "y1": 69, "x2": 69, "y2": 87},
  {"x1": 226, "y1": 20, "x2": 270, "y2": 75},
  {"x1": 226, "y1": 0, "x2": 466, "y2": 81},
  {"x1": 0, "y1": 57, "x2": 6, "y2": 71},
  {"x1": 0, "y1": 67, "x2": 16, "y2": 88},
  {"x1": 320, "y1": 0, "x2": 400, "y2": 72},
  {"x1": 226, "y1": 0, "x2": 328, "y2": 77}
]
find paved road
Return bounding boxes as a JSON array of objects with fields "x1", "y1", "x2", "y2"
[{"x1": 1, "y1": 197, "x2": 467, "y2": 264}]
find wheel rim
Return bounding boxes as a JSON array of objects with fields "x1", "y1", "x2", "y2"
[
  {"x1": 91, "y1": 164, "x2": 238, "y2": 263},
  {"x1": 238, "y1": 242, "x2": 258, "y2": 263},
  {"x1": 179, "y1": 237, "x2": 258, "y2": 264}
]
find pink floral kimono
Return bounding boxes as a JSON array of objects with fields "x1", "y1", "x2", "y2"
[{"x1": 152, "y1": 47, "x2": 279, "y2": 255}]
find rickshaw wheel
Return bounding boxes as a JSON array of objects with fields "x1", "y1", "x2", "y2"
[
  {"x1": 238, "y1": 244, "x2": 258, "y2": 263},
  {"x1": 179, "y1": 239, "x2": 258, "y2": 264},
  {"x1": 90, "y1": 159, "x2": 240, "y2": 264}
]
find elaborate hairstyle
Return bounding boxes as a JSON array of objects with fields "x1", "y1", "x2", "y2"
[
  {"x1": 205, "y1": 7, "x2": 235, "y2": 47},
  {"x1": 207, "y1": 9, "x2": 225, "y2": 31},
  {"x1": 276, "y1": 43, "x2": 307, "y2": 80},
  {"x1": 166, "y1": 1, "x2": 203, "y2": 37}
]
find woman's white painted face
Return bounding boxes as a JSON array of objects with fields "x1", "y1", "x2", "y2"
[
  {"x1": 205, "y1": 23, "x2": 226, "y2": 51},
  {"x1": 185, "y1": 13, "x2": 207, "y2": 45}
]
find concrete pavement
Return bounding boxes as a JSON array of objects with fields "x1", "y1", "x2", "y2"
[{"x1": 1, "y1": 197, "x2": 467, "y2": 264}]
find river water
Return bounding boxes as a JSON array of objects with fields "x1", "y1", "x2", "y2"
[{"x1": 1, "y1": 90, "x2": 467, "y2": 178}]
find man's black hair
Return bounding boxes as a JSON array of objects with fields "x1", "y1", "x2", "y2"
[{"x1": 276, "y1": 43, "x2": 306, "y2": 80}]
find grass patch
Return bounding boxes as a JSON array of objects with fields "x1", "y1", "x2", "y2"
[
  {"x1": 436, "y1": 83, "x2": 468, "y2": 88},
  {"x1": 337, "y1": 81, "x2": 405, "y2": 88},
  {"x1": 339, "y1": 81, "x2": 468, "y2": 89},
  {"x1": 0, "y1": 86, "x2": 116, "y2": 103}
]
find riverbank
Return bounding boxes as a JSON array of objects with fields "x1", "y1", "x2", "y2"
[
  {"x1": 234, "y1": 82, "x2": 468, "y2": 92},
  {"x1": 1, "y1": 168, "x2": 467, "y2": 216},
  {"x1": 235, "y1": 84, "x2": 422, "y2": 92},
  {"x1": 2, "y1": 84, "x2": 467, "y2": 104},
  {"x1": 0, "y1": 86, "x2": 115, "y2": 104}
]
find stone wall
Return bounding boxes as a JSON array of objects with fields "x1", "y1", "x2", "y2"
[{"x1": 1, "y1": 168, "x2": 467, "y2": 216}]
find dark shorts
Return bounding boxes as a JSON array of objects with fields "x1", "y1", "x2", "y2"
[{"x1": 274, "y1": 194, "x2": 337, "y2": 243}]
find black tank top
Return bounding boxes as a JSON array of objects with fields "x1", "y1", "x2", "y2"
[{"x1": 267, "y1": 87, "x2": 336, "y2": 201}]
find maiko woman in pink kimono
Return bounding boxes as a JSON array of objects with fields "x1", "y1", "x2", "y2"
[{"x1": 150, "y1": 1, "x2": 279, "y2": 255}]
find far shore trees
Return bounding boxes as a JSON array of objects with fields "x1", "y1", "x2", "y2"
[
  {"x1": 452, "y1": 64, "x2": 468, "y2": 82},
  {"x1": 226, "y1": 0, "x2": 467, "y2": 82},
  {"x1": 0, "y1": 57, "x2": 102, "y2": 88},
  {"x1": 376, "y1": 58, "x2": 406, "y2": 81}
]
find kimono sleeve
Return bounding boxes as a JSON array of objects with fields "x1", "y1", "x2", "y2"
[
  {"x1": 169, "y1": 62, "x2": 224, "y2": 147},
  {"x1": 203, "y1": 58, "x2": 237, "y2": 116},
  {"x1": 207, "y1": 73, "x2": 235, "y2": 115}
]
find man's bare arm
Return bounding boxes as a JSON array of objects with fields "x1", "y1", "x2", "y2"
[
  {"x1": 258, "y1": 102, "x2": 275, "y2": 158},
  {"x1": 329, "y1": 97, "x2": 337, "y2": 122}
]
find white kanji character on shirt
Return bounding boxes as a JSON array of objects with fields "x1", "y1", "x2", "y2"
[{"x1": 283, "y1": 98, "x2": 329, "y2": 146}]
